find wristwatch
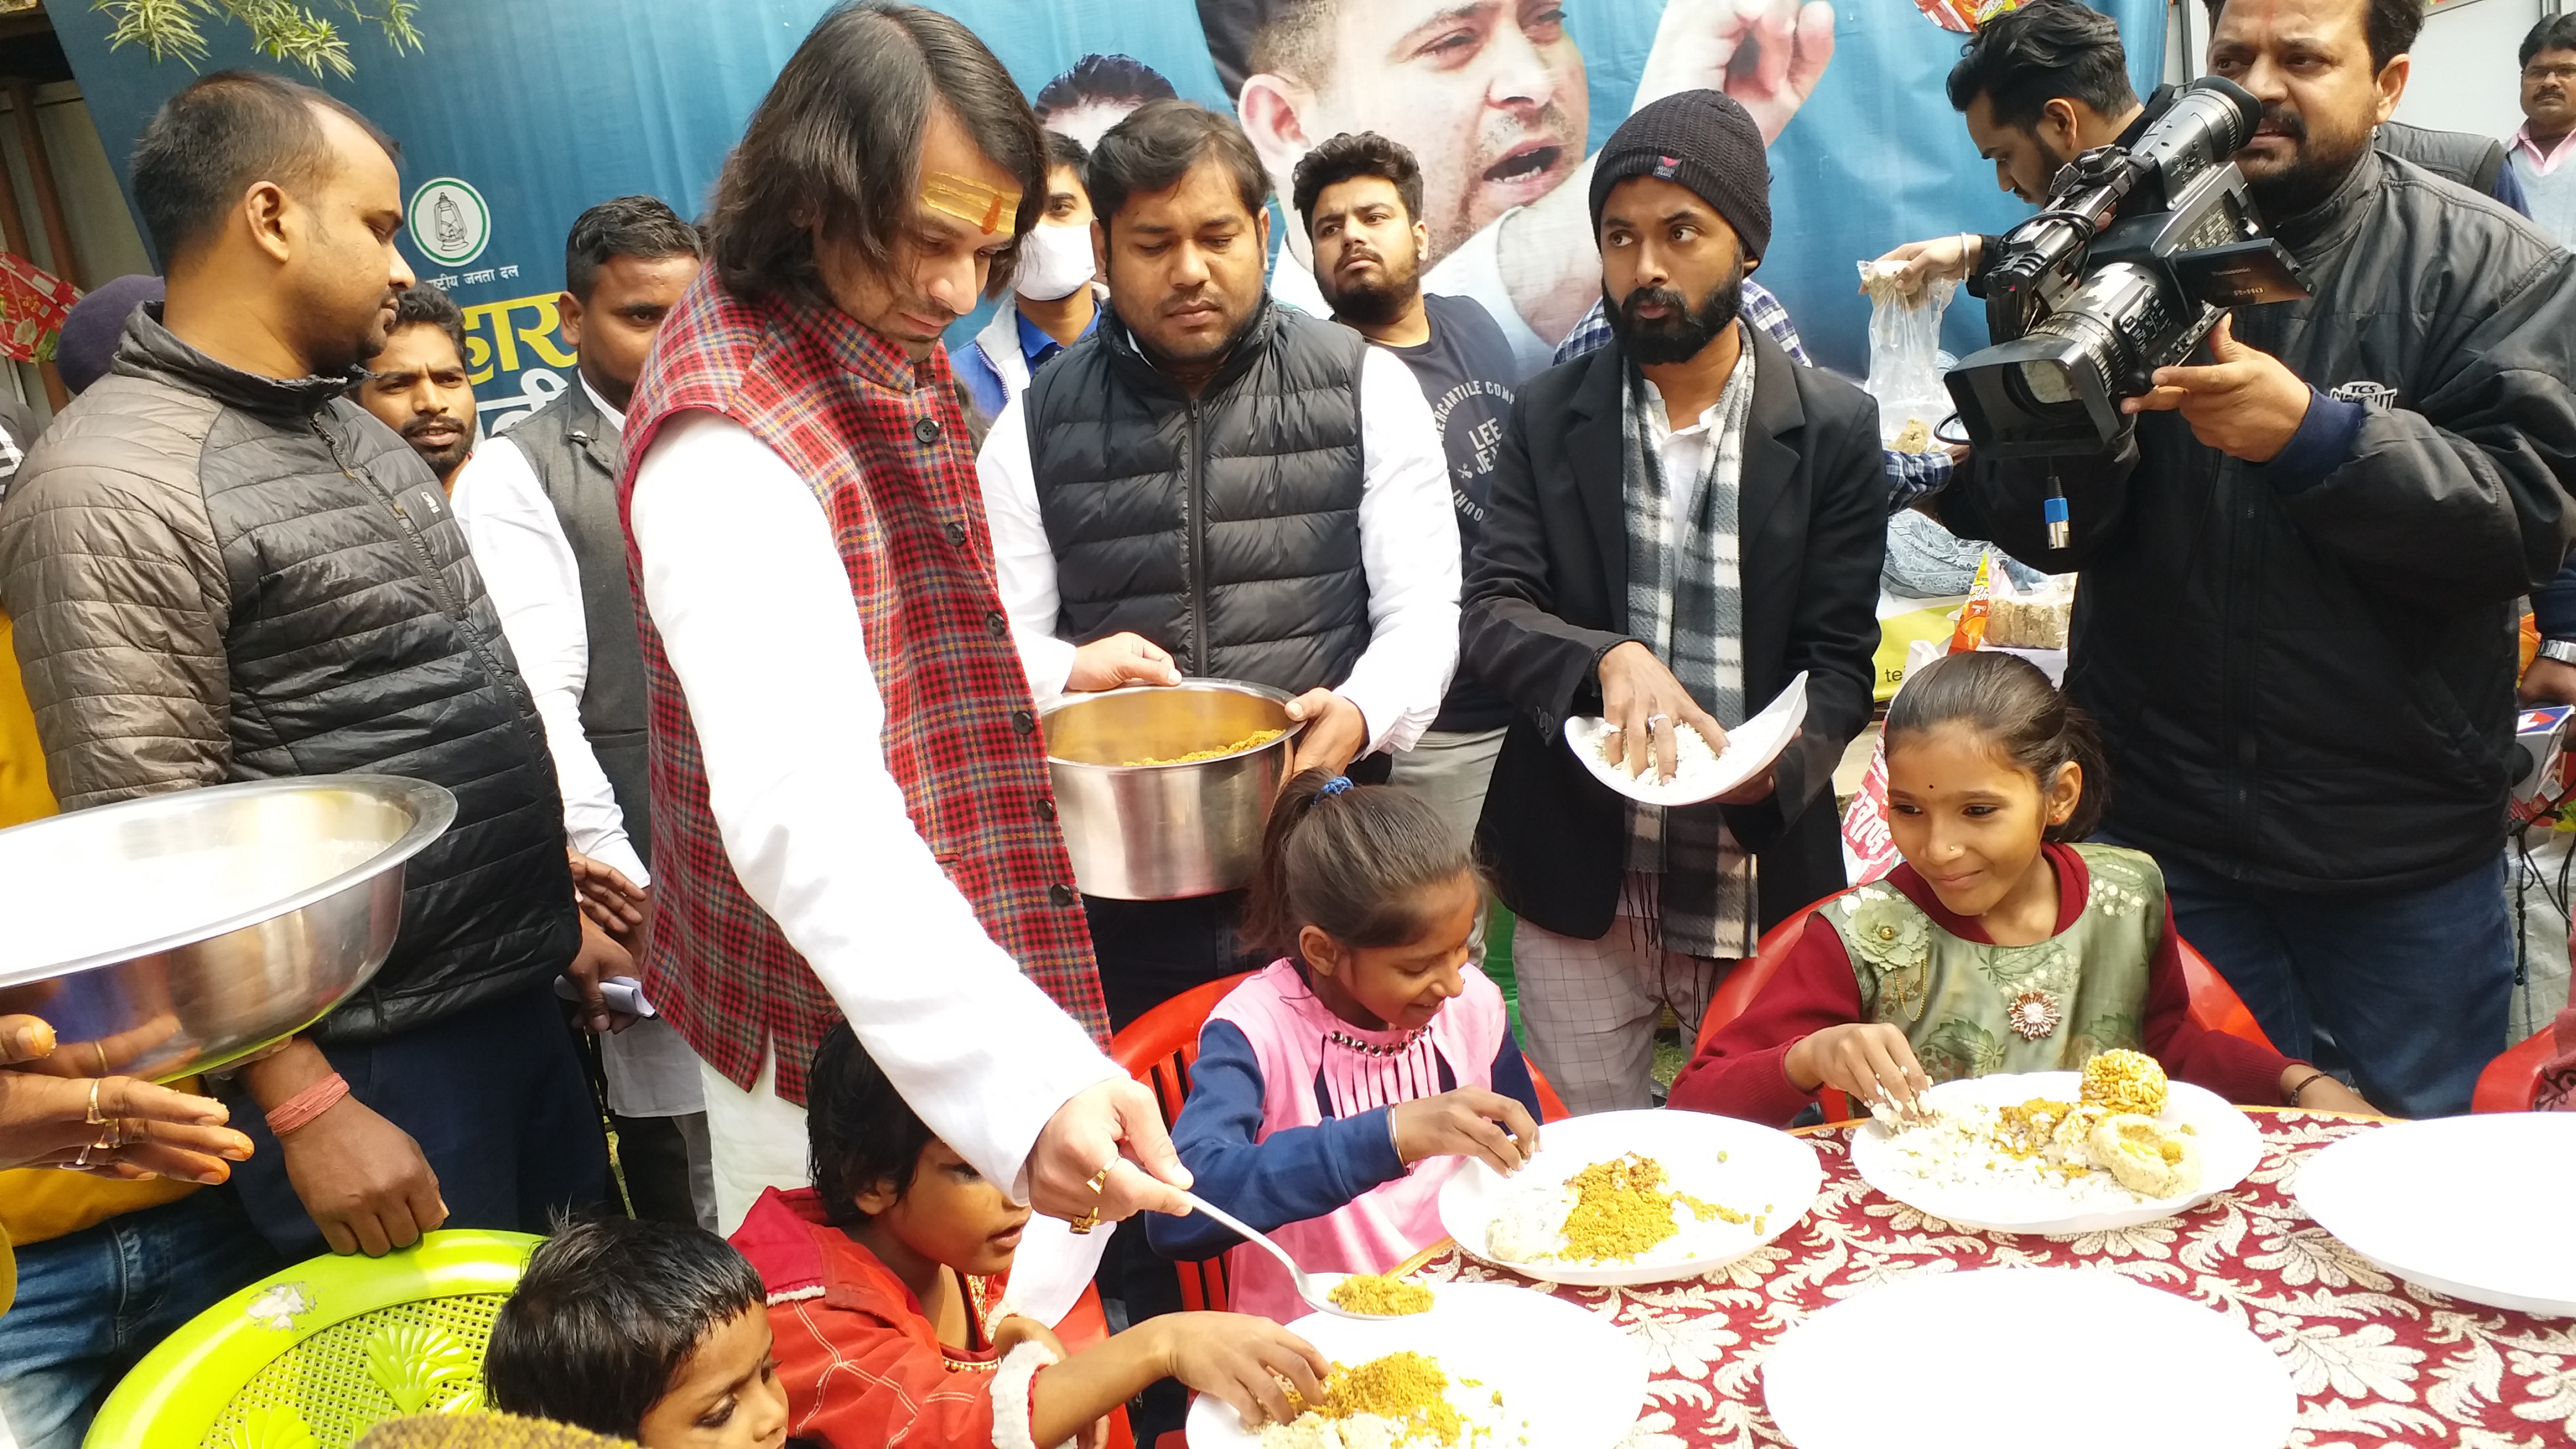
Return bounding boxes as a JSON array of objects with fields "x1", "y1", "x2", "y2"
[{"x1": 2540, "y1": 639, "x2": 2576, "y2": 667}]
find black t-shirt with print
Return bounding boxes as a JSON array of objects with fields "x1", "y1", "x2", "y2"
[{"x1": 1380, "y1": 292, "x2": 1521, "y2": 732}]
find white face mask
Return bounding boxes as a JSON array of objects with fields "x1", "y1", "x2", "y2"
[{"x1": 1015, "y1": 222, "x2": 1097, "y2": 302}]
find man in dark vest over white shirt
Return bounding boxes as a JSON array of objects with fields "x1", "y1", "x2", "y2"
[
  {"x1": 451, "y1": 196, "x2": 713, "y2": 1228},
  {"x1": 977, "y1": 99, "x2": 1461, "y2": 1030}
]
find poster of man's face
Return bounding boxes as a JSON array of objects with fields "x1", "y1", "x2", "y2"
[
  {"x1": 1203, "y1": 0, "x2": 1843, "y2": 363},
  {"x1": 1232, "y1": 2, "x2": 1591, "y2": 266}
]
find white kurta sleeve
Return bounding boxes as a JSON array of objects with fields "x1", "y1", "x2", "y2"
[
  {"x1": 451, "y1": 438, "x2": 648, "y2": 884},
  {"x1": 1337, "y1": 346, "x2": 1463, "y2": 757},
  {"x1": 974, "y1": 397, "x2": 1077, "y2": 701},
  {"x1": 629, "y1": 410, "x2": 1119, "y2": 1200}
]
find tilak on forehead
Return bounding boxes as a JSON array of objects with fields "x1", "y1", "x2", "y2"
[{"x1": 922, "y1": 171, "x2": 1021, "y2": 234}]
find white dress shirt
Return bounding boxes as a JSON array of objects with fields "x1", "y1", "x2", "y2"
[
  {"x1": 454, "y1": 381, "x2": 708, "y2": 1120},
  {"x1": 976, "y1": 340, "x2": 1461, "y2": 757},
  {"x1": 451, "y1": 380, "x2": 647, "y2": 884},
  {"x1": 1642, "y1": 377, "x2": 1724, "y2": 546},
  {"x1": 628, "y1": 409, "x2": 1124, "y2": 1200}
]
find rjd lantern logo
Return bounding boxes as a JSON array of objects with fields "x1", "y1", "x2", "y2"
[{"x1": 406, "y1": 177, "x2": 491, "y2": 268}]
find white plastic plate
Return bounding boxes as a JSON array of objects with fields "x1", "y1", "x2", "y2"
[
  {"x1": 2294, "y1": 1112, "x2": 2576, "y2": 1318},
  {"x1": 1439, "y1": 1107, "x2": 1821, "y2": 1286},
  {"x1": 1564, "y1": 671, "x2": 1807, "y2": 808},
  {"x1": 1185, "y1": 1280, "x2": 1646, "y2": 1448},
  {"x1": 1847, "y1": 1071, "x2": 2264, "y2": 1234},
  {"x1": 1764, "y1": 1267, "x2": 2295, "y2": 1449}
]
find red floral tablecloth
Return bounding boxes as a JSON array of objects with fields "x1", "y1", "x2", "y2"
[{"x1": 1399, "y1": 1110, "x2": 2574, "y2": 1448}]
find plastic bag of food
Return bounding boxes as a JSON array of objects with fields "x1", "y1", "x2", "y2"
[
  {"x1": 1858, "y1": 259, "x2": 1957, "y2": 454},
  {"x1": 1983, "y1": 563, "x2": 2076, "y2": 650}
]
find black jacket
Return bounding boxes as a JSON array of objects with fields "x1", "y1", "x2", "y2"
[
  {"x1": 1024, "y1": 304, "x2": 1373, "y2": 694},
  {"x1": 0, "y1": 308, "x2": 577, "y2": 1041},
  {"x1": 2375, "y1": 121, "x2": 2512, "y2": 201},
  {"x1": 1462, "y1": 329, "x2": 1887, "y2": 941},
  {"x1": 1946, "y1": 152, "x2": 2576, "y2": 893}
]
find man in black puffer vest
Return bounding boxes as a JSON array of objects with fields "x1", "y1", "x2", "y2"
[
  {"x1": 0, "y1": 72, "x2": 606, "y2": 1258},
  {"x1": 978, "y1": 101, "x2": 1460, "y2": 1029}
]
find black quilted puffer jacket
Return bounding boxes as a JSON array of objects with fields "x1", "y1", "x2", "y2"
[{"x1": 0, "y1": 305, "x2": 577, "y2": 1043}]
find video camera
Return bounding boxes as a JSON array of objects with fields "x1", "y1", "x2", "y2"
[{"x1": 1945, "y1": 76, "x2": 2310, "y2": 460}]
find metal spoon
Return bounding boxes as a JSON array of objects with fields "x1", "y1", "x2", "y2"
[{"x1": 1175, "y1": 1189, "x2": 1419, "y2": 1321}]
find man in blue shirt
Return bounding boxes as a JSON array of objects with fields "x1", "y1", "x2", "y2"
[{"x1": 955, "y1": 131, "x2": 1103, "y2": 422}]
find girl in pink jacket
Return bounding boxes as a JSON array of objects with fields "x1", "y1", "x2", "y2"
[{"x1": 1149, "y1": 771, "x2": 1545, "y2": 1322}]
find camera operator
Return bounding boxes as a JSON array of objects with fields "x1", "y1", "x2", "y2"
[
  {"x1": 1876, "y1": 1, "x2": 2530, "y2": 301},
  {"x1": 1876, "y1": 1, "x2": 2172, "y2": 293},
  {"x1": 1936, "y1": 0, "x2": 2576, "y2": 1120}
]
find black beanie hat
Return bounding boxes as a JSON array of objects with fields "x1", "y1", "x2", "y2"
[{"x1": 1587, "y1": 89, "x2": 1772, "y2": 262}]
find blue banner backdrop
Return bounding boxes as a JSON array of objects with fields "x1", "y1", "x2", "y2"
[{"x1": 53, "y1": 0, "x2": 2165, "y2": 417}]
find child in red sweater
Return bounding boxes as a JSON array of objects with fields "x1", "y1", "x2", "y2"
[
  {"x1": 727, "y1": 1023, "x2": 1327, "y2": 1449},
  {"x1": 1669, "y1": 651, "x2": 2378, "y2": 1122}
]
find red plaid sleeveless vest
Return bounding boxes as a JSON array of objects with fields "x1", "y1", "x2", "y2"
[{"x1": 618, "y1": 276, "x2": 1109, "y2": 1106}]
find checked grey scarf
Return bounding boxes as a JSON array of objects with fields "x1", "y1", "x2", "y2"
[{"x1": 1618, "y1": 328, "x2": 1759, "y2": 960}]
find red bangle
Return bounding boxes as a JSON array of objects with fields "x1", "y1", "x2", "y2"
[{"x1": 265, "y1": 1072, "x2": 350, "y2": 1137}]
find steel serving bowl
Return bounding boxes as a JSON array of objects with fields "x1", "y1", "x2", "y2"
[
  {"x1": 1040, "y1": 680, "x2": 1305, "y2": 901},
  {"x1": 0, "y1": 774, "x2": 456, "y2": 1082}
]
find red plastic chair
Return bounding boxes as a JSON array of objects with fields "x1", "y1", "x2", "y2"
[
  {"x1": 1687, "y1": 886, "x2": 2279, "y2": 1120},
  {"x1": 1111, "y1": 972, "x2": 1258, "y2": 1315},
  {"x1": 1689, "y1": 892, "x2": 1857, "y2": 1119},
  {"x1": 2473, "y1": 1024, "x2": 2560, "y2": 1112}
]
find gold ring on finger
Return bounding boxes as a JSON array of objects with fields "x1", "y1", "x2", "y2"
[
  {"x1": 1085, "y1": 1162, "x2": 1115, "y2": 1195},
  {"x1": 87, "y1": 1077, "x2": 106, "y2": 1126},
  {"x1": 92, "y1": 1041, "x2": 109, "y2": 1076},
  {"x1": 1068, "y1": 1208, "x2": 1101, "y2": 1235}
]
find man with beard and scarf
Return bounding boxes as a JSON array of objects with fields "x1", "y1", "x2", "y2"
[
  {"x1": 1941, "y1": 0, "x2": 2576, "y2": 1119},
  {"x1": 1291, "y1": 130, "x2": 1521, "y2": 853},
  {"x1": 355, "y1": 281, "x2": 476, "y2": 492},
  {"x1": 1461, "y1": 91, "x2": 1885, "y2": 1115},
  {"x1": 978, "y1": 100, "x2": 1459, "y2": 1030},
  {"x1": 0, "y1": 70, "x2": 611, "y2": 1263}
]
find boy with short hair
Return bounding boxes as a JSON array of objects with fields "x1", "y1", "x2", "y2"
[
  {"x1": 485, "y1": 1217, "x2": 787, "y2": 1449},
  {"x1": 727, "y1": 1024, "x2": 1329, "y2": 1449}
]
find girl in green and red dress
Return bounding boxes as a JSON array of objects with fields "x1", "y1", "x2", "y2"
[{"x1": 1669, "y1": 650, "x2": 2379, "y2": 1123}]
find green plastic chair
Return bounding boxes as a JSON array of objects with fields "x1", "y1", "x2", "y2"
[{"x1": 84, "y1": 1230, "x2": 541, "y2": 1449}]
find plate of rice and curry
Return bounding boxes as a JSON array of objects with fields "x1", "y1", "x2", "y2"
[
  {"x1": 1184, "y1": 1280, "x2": 1647, "y2": 1449},
  {"x1": 1437, "y1": 1108, "x2": 1825, "y2": 1287}
]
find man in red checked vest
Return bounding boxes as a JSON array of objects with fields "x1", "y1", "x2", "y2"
[{"x1": 614, "y1": 2, "x2": 1194, "y2": 1272}]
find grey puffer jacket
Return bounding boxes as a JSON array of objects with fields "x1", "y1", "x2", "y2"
[
  {"x1": 0, "y1": 306, "x2": 577, "y2": 1042},
  {"x1": 1948, "y1": 152, "x2": 2576, "y2": 893}
]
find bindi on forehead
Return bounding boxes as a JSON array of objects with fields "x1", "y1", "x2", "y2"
[{"x1": 920, "y1": 171, "x2": 1021, "y2": 235}]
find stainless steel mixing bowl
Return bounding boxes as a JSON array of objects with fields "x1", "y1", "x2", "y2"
[
  {"x1": 1041, "y1": 680, "x2": 1305, "y2": 901},
  {"x1": 0, "y1": 775, "x2": 456, "y2": 1082}
]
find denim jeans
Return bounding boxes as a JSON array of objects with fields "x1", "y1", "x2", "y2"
[
  {"x1": 0, "y1": 1190, "x2": 282, "y2": 1449},
  {"x1": 2153, "y1": 850, "x2": 2513, "y2": 1117}
]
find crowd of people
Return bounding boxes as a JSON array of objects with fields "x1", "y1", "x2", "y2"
[{"x1": 1, "y1": 0, "x2": 2573, "y2": 1445}]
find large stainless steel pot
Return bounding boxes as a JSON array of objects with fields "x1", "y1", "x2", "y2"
[
  {"x1": 1041, "y1": 680, "x2": 1304, "y2": 901},
  {"x1": 0, "y1": 775, "x2": 455, "y2": 1082}
]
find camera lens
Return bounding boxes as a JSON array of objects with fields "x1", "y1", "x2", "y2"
[{"x1": 2018, "y1": 358, "x2": 2078, "y2": 407}]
